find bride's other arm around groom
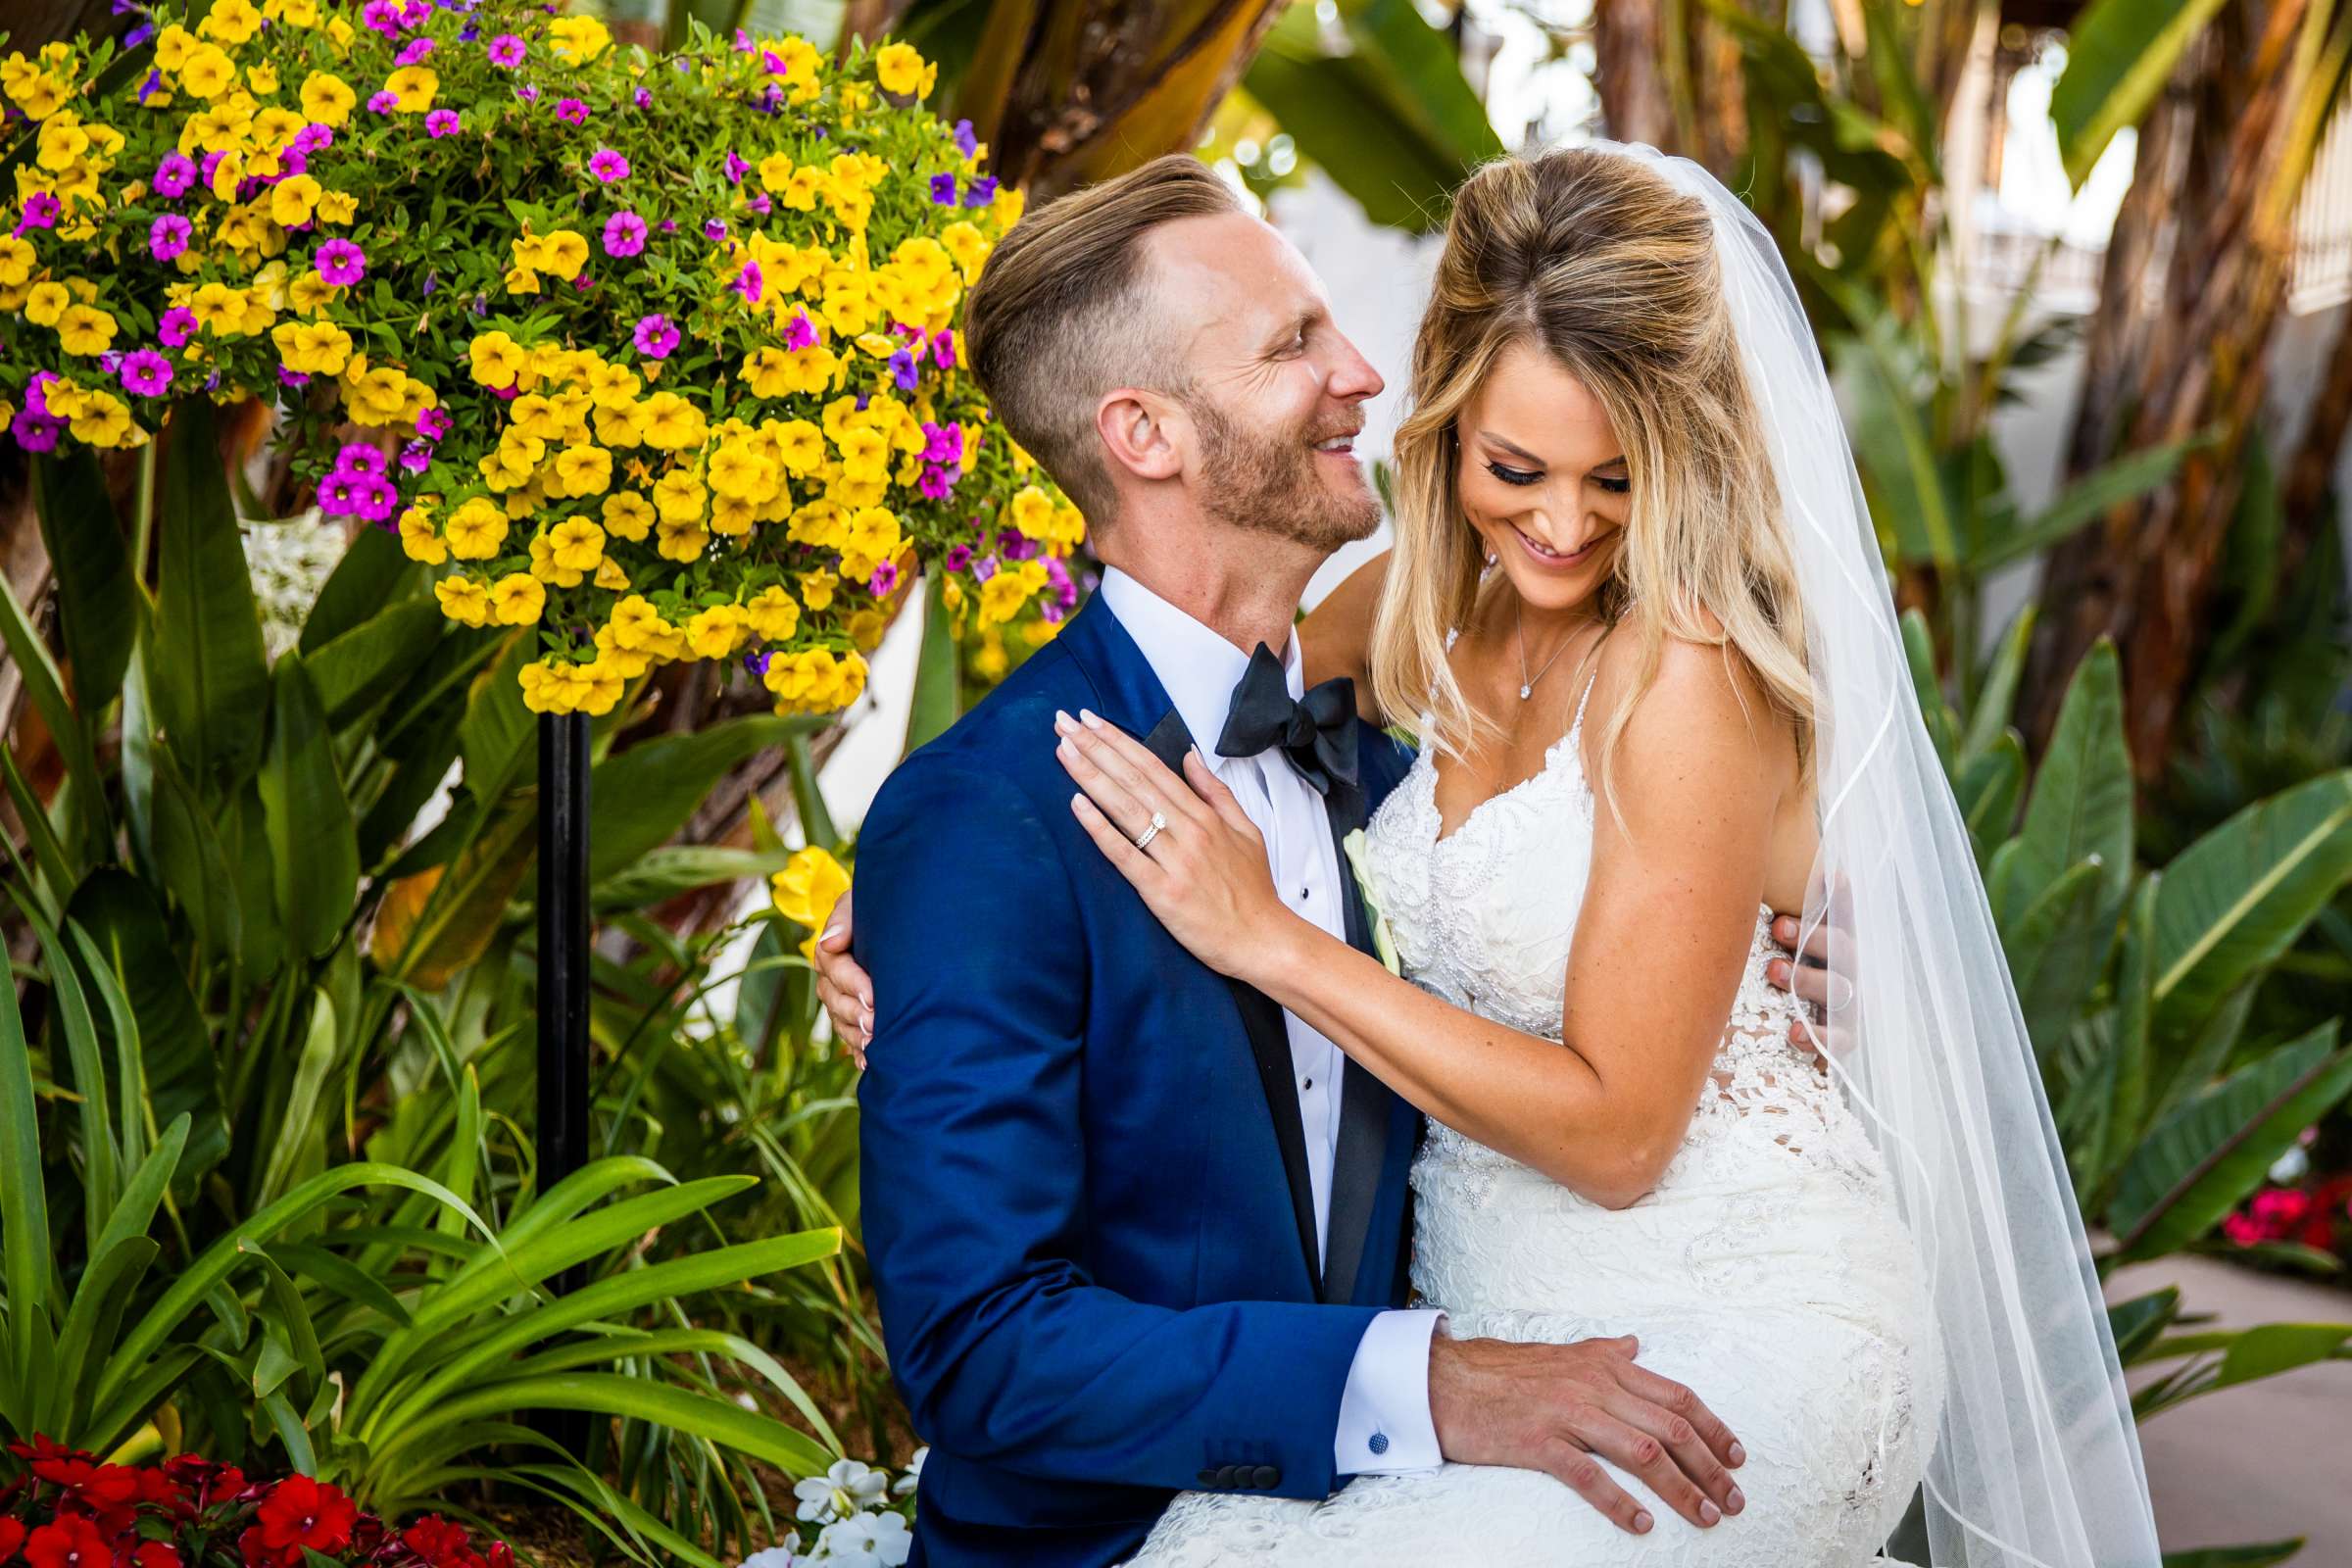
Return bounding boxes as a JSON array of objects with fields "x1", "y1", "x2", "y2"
[{"x1": 848, "y1": 154, "x2": 1743, "y2": 1568}]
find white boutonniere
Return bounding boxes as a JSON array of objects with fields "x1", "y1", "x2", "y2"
[{"x1": 1340, "y1": 828, "x2": 1402, "y2": 978}]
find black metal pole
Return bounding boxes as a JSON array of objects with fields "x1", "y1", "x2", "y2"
[{"x1": 536, "y1": 709, "x2": 591, "y2": 1458}]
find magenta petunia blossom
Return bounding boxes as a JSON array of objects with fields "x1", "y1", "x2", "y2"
[
  {"x1": 486, "y1": 32, "x2": 525, "y2": 67},
  {"x1": 602, "y1": 210, "x2": 647, "y2": 258},
  {"x1": 555, "y1": 98, "x2": 589, "y2": 125},
  {"x1": 153, "y1": 152, "x2": 197, "y2": 198},
  {"x1": 149, "y1": 214, "x2": 192, "y2": 262},
  {"x1": 634, "y1": 86, "x2": 654, "y2": 109},
  {"x1": 157, "y1": 308, "x2": 197, "y2": 348},
  {"x1": 416, "y1": 407, "x2": 453, "y2": 440},
  {"x1": 632, "y1": 314, "x2": 679, "y2": 360},
  {"x1": 119, "y1": 350, "x2": 172, "y2": 398},
  {"x1": 367, "y1": 90, "x2": 399, "y2": 114},
  {"x1": 917, "y1": 466, "x2": 955, "y2": 501},
  {"x1": 723, "y1": 150, "x2": 748, "y2": 185},
  {"x1": 316, "y1": 238, "x2": 367, "y2": 286},
  {"x1": 19, "y1": 192, "x2": 59, "y2": 230},
  {"x1": 396, "y1": 36, "x2": 435, "y2": 65},
  {"x1": 733, "y1": 261, "x2": 763, "y2": 305},
  {"x1": 424, "y1": 109, "x2": 460, "y2": 137},
  {"x1": 868, "y1": 561, "x2": 901, "y2": 597},
  {"x1": 783, "y1": 311, "x2": 818, "y2": 352},
  {"x1": 588, "y1": 148, "x2": 629, "y2": 183},
  {"x1": 334, "y1": 442, "x2": 388, "y2": 477}
]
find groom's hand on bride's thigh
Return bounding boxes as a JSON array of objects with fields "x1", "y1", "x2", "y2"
[
  {"x1": 1428, "y1": 1325, "x2": 1745, "y2": 1535},
  {"x1": 1764, "y1": 907, "x2": 1853, "y2": 1069}
]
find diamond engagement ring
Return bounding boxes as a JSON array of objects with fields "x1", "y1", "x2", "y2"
[{"x1": 1134, "y1": 811, "x2": 1167, "y2": 851}]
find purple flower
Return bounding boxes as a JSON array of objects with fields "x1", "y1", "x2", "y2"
[
  {"x1": 784, "y1": 311, "x2": 818, "y2": 352},
  {"x1": 888, "y1": 349, "x2": 918, "y2": 392},
  {"x1": 10, "y1": 408, "x2": 59, "y2": 453},
  {"x1": 634, "y1": 86, "x2": 653, "y2": 109},
  {"x1": 291, "y1": 124, "x2": 334, "y2": 156},
  {"x1": 588, "y1": 148, "x2": 629, "y2": 183},
  {"x1": 869, "y1": 561, "x2": 901, "y2": 597},
  {"x1": 954, "y1": 120, "x2": 978, "y2": 160},
  {"x1": 425, "y1": 109, "x2": 460, "y2": 137},
  {"x1": 748, "y1": 192, "x2": 772, "y2": 217},
  {"x1": 319, "y1": 471, "x2": 362, "y2": 514},
  {"x1": 486, "y1": 32, "x2": 525, "y2": 67},
  {"x1": 723, "y1": 150, "x2": 748, "y2": 185},
  {"x1": 281, "y1": 150, "x2": 312, "y2": 179},
  {"x1": 744, "y1": 648, "x2": 772, "y2": 678},
  {"x1": 354, "y1": 476, "x2": 400, "y2": 523},
  {"x1": 135, "y1": 65, "x2": 162, "y2": 101},
  {"x1": 602, "y1": 210, "x2": 647, "y2": 257},
  {"x1": 416, "y1": 407, "x2": 453, "y2": 440},
  {"x1": 917, "y1": 466, "x2": 955, "y2": 501},
  {"x1": 929, "y1": 172, "x2": 956, "y2": 206},
  {"x1": 19, "y1": 192, "x2": 59, "y2": 231},
  {"x1": 149, "y1": 213, "x2": 191, "y2": 262},
  {"x1": 1000, "y1": 529, "x2": 1038, "y2": 562},
  {"x1": 965, "y1": 175, "x2": 1000, "y2": 208},
  {"x1": 119, "y1": 349, "x2": 172, "y2": 398},
  {"x1": 733, "y1": 261, "x2": 764, "y2": 304},
  {"x1": 658, "y1": 218, "x2": 678, "y2": 234},
  {"x1": 1046, "y1": 555, "x2": 1077, "y2": 610},
  {"x1": 921, "y1": 421, "x2": 962, "y2": 465},
  {"x1": 316, "y1": 238, "x2": 367, "y2": 285},
  {"x1": 972, "y1": 555, "x2": 999, "y2": 583},
  {"x1": 515, "y1": 84, "x2": 538, "y2": 103},
  {"x1": 399, "y1": 440, "x2": 433, "y2": 474},
  {"x1": 944, "y1": 543, "x2": 974, "y2": 573},
  {"x1": 703, "y1": 219, "x2": 727, "y2": 242},
  {"x1": 632, "y1": 314, "x2": 678, "y2": 360},
  {"x1": 932, "y1": 327, "x2": 956, "y2": 368},
  {"x1": 555, "y1": 98, "x2": 589, "y2": 125},
  {"x1": 157, "y1": 308, "x2": 196, "y2": 348},
  {"x1": 334, "y1": 442, "x2": 388, "y2": 477},
  {"x1": 733, "y1": 27, "x2": 753, "y2": 50},
  {"x1": 367, "y1": 91, "x2": 399, "y2": 114},
  {"x1": 396, "y1": 37, "x2": 435, "y2": 65}
]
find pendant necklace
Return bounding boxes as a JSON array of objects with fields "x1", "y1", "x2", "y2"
[{"x1": 1515, "y1": 596, "x2": 1574, "y2": 701}]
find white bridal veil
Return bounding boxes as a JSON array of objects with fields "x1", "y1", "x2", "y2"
[{"x1": 1599, "y1": 142, "x2": 2163, "y2": 1566}]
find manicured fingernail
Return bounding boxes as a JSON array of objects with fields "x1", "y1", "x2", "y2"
[
  {"x1": 1054, "y1": 710, "x2": 1075, "y2": 733},
  {"x1": 1728, "y1": 1443, "x2": 1744, "y2": 1466},
  {"x1": 821, "y1": 925, "x2": 843, "y2": 942},
  {"x1": 1056, "y1": 740, "x2": 1074, "y2": 762},
  {"x1": 1079, "y1": 709, "x2": 1103, "y2": 728},
  {"x1": 1699, "y1": 1501, "x2": 1720, "y2": 1526},
  {"x1": 1633, "y1": 1511, "x2": 1652, "y2": 1534},
  {"x1": 1727, "y1": 1486, "x2": 1744, "y2": 1513}
]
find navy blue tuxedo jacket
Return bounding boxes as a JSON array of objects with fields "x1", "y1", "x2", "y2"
[{"x1": 854, "y1": 591, "x2": 1421, "y2": 1567}]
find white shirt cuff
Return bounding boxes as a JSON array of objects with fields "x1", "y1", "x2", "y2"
[{"x1": 1333, "y1": 1308, "x2": 1444, "y2": 1476}]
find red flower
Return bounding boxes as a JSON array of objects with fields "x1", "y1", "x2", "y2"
[
  {"x1": 23, "y1": 1517, "x2": 112, "y2": 1568},
  {"x1": 254, "y1": 1475, "x2": 357, "y2": 1557},
  {"x1": 485, "y1": 1543, "x2": 513, "y2": 1568},
  {"x1": 160, "y1": 1455, "x2": 245, "y2": 1513},
  {"x1": 129, "y1": 1545, "x2": 180, "y2": 1568},
  {"x1": 236, "y1": 1523, "x2": 280, "y2": 1568},
  {"x1": 401, "y1": 1517, "x2": 472, "y2": 1566},
  {"x1": 0, "y1": 1519, "x2": 26, "y2": 1560}
]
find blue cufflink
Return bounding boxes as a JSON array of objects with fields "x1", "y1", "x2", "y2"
[{"x1": 1368, "y1": 1432, "x2": 1390, "y2": 1456}]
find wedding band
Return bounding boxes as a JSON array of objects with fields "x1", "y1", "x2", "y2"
[{"x1": 1134, "y1": 811, "x2": 1167, "y2": 851}]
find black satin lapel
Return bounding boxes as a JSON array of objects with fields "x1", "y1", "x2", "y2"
[
  {"x1": 1318, "y1": 773, "x2": 1390, "y2": 1305},
  {"x1": 1149, "y1": 706, "x2": 1323, "y2": 1294}
]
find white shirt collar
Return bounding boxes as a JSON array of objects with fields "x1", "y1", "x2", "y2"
[{"x1": 1098, "y1": 566, "x2": 1303, "y2": 758}]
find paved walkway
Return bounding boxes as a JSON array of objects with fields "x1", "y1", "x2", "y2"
[{"x1": 2105, "y1": 1253, "x2": 2352, "y2": 1563}]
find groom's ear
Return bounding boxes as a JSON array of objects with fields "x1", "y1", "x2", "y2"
[{"x1": 1097, "y1": 388, "x2": 1187, "y2": 484}]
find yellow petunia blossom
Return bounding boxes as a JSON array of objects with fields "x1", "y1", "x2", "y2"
[
  {"x1": 24, "y1": 281, "x2": 69, "y2": 326},
  {"x1": 0, "y1": 235, "x2": 33, "y2": 289},
  {"x1": 744, "y1": 584, "x2": 801, "y2": 640},
  {"x1": 179, "y1": 44, "x2": 237, "y2": 100},
  {"x1": 315, "y1": 189, "x2": 357, "y2": 224},
  {"x1": 200, "y1": 0, "x2": 264, "y2": 45},
  {"x1": 69, "y1": 391, "x2": 135, "y2": 449},
  {"x1": 546, "y1": 516, "x2": 607, "y2": 572},
  {"x1": 684, "y1": 604, "x2": 745, "y2": 659},
  {"x1": 445, "y1": 497, "x2": 510, "y2": 560},
  {"x1": 550, "y1": 444, "x2": 612, "y2": 498},
  {"x1": 190, "y1": 282, "x2": 249, "y2": 334},
  {"x1": 299, "y1": 71, "x2": 354, "y2": 125},
  {"x1": 467, "y1": 330, "x2": 529, "y2": 390},
  {"x1": 799, "y1": 566, "x2": 839, "y2": 612},
  {"x1": 57, "y1": 304, "x2": 118, "y2": 357},
  {"x1": 546, "y1": 15, "x2": 612, "y2": 65},
  {"x1": 873, "y1": 43, "x2": 933, "y2": 98},
  {"x1": 384, "y1": 66, "x2": 437, "y2": 113},
  {"x1": 269, "y1": 172, "x2": 320, "y2": 225},
  {"x1": 398, "y1": 507, "x2": 447, "y2": 564},
  {"x1": 489, "y1": 572, "x2": 546, "y2": 626},
  {"x1": 434, "y1": 575, "x2": 491, "y2": 627},
  {"x1": 769, "y1": 844, "x2": 850, "y2": 956},
  {"x1": 600, "y1": 492, "x2": 655, "y2": 541}
]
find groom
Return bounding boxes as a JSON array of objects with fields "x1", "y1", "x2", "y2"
[{"x1": 851, "y1": 155, "x2": 1748, "y2": 1567}]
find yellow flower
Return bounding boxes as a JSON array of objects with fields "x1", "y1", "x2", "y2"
[
  {"x1": 684, "y1": 604, "x2": 745, "y2": 659},
  {"x1": 763, "y1": 648, "x2": 868, "y2": 718},
  {"x1": 24, "y1": 281, "x2": 69, "y2": 326},
  {"x1": 744, "y1": 584, "x2": 801, "y2": 640},
  {"x1": 315, "y1": 189, "x2": 357, "y2": 224},
  {"x1": 248, "y1": 61, "x2": 280, "y2": 95},
  {"x1": 1009, "y1": 484, "x2": 1056, "y2": 540},
  {"x1": 445, "y1": 496, "x2": 509, "y2": 560},
  {"x1": 799, "y1": 566, "x2": 838, "y2": 612},
  {"x1": 57, "y1": 304, "x2": 118, "y2": 357},
  {"x1": 527, "y1": 531, "x2": 584, "y2": 588},
  {"x1": 190, "y1": 282, "x2": 249, "y2": 334},
  {"x1": 467, "y1": 330, "x2": 529, "y2": 390},
  {"x1": 546, "y1": 15, "x2": 612, "y2": 64},
  {"x1": 384, "y1": 66, "x2": 437, "y2": 113},
  {"x1": 550, "y1": 444, "x2": 612, "y2": 498},
  {"x1": 655, "y1": 516, "x2": 709, "y2": 563},
  {"x1": 200, "y1": 0, "x2": 264, "y2": 45},
  {"x1": 0, "y1": 235, "x2": 33, "y2": 288},
  {"x1": 608, "y1": 595, "x2": 671, "y2": 652},
  {"x1": 179, "y1": 44, "x2": 237, "y2": 100},
  {"x1": 769, "y1": 845, "x2": 851, "y2": 956},
  {"x1": 978, "y1": 560, "x2": 1050, "y2": 628},
  {"x1": 69, "y1": 391, "x2": 134, "y2": 449},
  {"x1": 600, "y1": 491, "x2": 655, "y2": 541},
  {"x1": 270, "y1": 172, "x2": 320, "y2": 225},
  {"x1": 299, "y1": 72, "x2": 354, "y2": 125},
  {"x1": 489, "y1": 572, "x2": 546, "y2": 626},
  {"x1": 515, "y1": 228, "x2": 588, "y2": 281},
  {"x1": 36, "y1": 118, "x2": 88, "y2": 172},
  {"x1": 397, "y1": 507, "x2": 447, "y2": 564},
  {"x1": 433, "y1": 575, "x2": 491, "y2": 626},
  {"x1": 873, "y1": 42, "x2": 931, "y2": 97},
  {"x1": 773, "y1": 419, "x2": 826, "y2": 474},
  {"x1": 546, "y1": 516, "x2": 606, "y2": 572},
  {"x1": 640, "y1": 392, "x2": 706, "y2": 451}
]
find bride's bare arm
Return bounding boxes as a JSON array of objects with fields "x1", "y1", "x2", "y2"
[
  {"x1": 1054, "y1": 639, "x2": 1786, "y2": 1209},
  {"x1": 1298, "y1": 550, "x2": 1390, "y2": 722}
]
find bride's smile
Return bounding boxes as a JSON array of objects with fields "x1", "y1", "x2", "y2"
[{"x1": 1458, "y1": 341, "x2": 1632, "y2": 613}]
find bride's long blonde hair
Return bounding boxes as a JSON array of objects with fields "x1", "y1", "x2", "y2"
[{"x1": 1369, "y1": 148, "x2": 1813, "y2": 808}]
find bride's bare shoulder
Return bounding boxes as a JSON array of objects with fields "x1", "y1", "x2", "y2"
[
  {"x1": 1299, "y1": 550, "x2": 1391, "y2": 717},
  {"x1": 1587, "y1": 616, "x2": 1787, "y2": 771}
]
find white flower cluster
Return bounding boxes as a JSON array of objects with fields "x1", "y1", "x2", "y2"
[{"x1": 736, "y1": 1450, "x2": 925, "y2": 1568}]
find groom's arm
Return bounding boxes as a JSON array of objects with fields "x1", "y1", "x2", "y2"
[{"x1": 854, "y1": 749, "x2": 1386, "y2": 1499}]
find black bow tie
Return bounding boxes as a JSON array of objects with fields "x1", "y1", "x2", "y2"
[{"x1": 1215, "y1": 642, "x2": 1360, "y2": 796}]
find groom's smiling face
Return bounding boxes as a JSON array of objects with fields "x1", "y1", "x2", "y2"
[{"x1": 1142, "y1": 212, "x2": 1385, "y2": 551}]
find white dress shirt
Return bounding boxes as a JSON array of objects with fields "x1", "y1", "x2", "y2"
[{"x1": 1098, "y1": 569, "x2": 1442, "y2": 1478}]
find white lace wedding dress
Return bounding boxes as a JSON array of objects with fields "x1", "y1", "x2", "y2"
[{"x1": 1131, "y1": 690, "x2": 1943, "y2": 1565}]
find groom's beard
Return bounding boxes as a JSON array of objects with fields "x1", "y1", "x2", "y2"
[{"x1": 1189, "y1": 395, "x2": 1380, "y2": 553}]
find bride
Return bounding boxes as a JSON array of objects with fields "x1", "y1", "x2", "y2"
[{"x1": 824, "y1": 144, "x2": 2161, "y2": 1566}]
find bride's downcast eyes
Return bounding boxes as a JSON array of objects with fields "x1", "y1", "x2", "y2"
[{"x1": 1482, "y1": 461, "x2": 1632, "y2": 496}]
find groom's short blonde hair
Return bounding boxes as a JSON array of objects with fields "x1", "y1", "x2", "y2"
[{"x1": 962, "y1": 154, "x2": 1239, "y2": 525}]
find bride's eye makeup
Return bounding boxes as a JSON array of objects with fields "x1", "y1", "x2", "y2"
[
  {"x1": 1594, "y1": 473, "x2": 1631, "y2": 495},
  {"x1": 1485, "y1": 461, "x2": 1542, "y2": 487}
]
